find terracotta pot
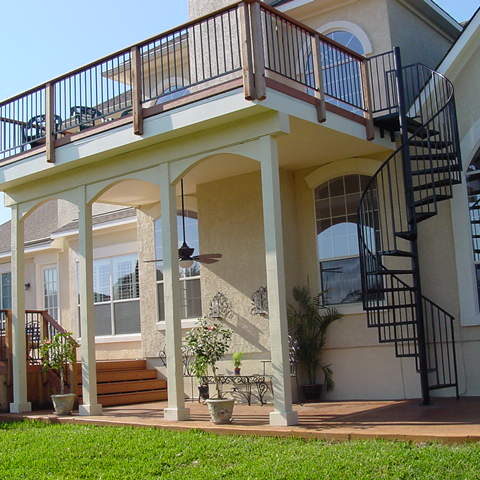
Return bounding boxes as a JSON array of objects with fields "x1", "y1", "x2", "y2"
[
  {"x1": 205, "y1": 398, "x2": 234, "y2": 424},
  {"x1": 302, "y1": 384, "x2": 323, "y2": 402},
  {"x1": 51, "y1": 394, "x2": 76, "y2": 415}
]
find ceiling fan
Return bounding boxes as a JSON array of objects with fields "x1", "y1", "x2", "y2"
[{"x1": 145, "y1": 178, "x2": 222, "y2": 268}]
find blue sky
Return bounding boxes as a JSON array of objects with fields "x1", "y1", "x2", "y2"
[{"x1": 0, "y1": 0, "x2": 477, "y2": 225}]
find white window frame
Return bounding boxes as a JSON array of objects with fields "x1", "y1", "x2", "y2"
[
  {"x1": 42, "y1": 265, "x2": 59, "y2": 321},
  {"x1": 76, "y1": 253, "x2": 141, "y2": 337},
  {"x1": 0, "y1": 271, "x2": 11, "y2": 310}
]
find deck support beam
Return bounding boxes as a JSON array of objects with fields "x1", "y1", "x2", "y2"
[
  {"x1": 78, "y1": 193, "x2": 102, "y2": 416},
  {"x1": 9, "y1": 204, "x2": 31, "y2": 414},
  {"x1": 159, "y1": 164, "x2": 190, "y2": 422},
  {"x1": 260, "y1": 136, "x2": 298, "y2": 427}
]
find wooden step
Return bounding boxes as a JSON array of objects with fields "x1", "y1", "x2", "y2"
[
  {"x1": 75, "y1": 378, "x2": 167, "y2": 395},
  {"x1": 97, "y1": 390, "x2": 168, "y2": 407},
  {"x1": 75, "y1": 359, "x2": 146, "y2": 374},
  {"x1": 77, "y1": 369, "x2": 158, "y2": 384}
]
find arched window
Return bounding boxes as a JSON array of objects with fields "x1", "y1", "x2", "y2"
[
  {"x1": 323, "y1": 31, "x2": 365, "y2": 111},
  {"x1": 315, "y1": 174, "x2": 375, "y2": 305},
  {"x1": 467, "y1": 155, "x2": 480, "y2": 301},
  {"x1": 154, "y1": 211, "x2": 202, "y2": 320}
]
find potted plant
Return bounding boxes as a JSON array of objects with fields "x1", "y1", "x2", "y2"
[
  {"x1": 288, "y1": 286, "x2": 341, "y2": 402},
  {"x1": 40, "y1": 332, "x2": 77, "y2": 415},
  {"x1": 232, "y1": 352, "x2": 243, "y2": 375},
  {"x1": 186, "y1": 317, "x2": 233, "y2": 424}
]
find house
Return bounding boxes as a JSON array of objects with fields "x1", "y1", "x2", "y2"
[{"x1": 0, "y1": 0, "x2": 476, "y2": 426}]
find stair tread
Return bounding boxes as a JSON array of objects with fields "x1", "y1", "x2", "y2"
[
  {"x1": 410, "y1": 153, "x2": 457, "y2": 161},
  {"x1": 412, "y1": 179, "x2": 456, "y2": 191},
  {"x1": 412, "y1": 165, "x2": 462, "y2": 176},
  {"x1": 413, "y1": 194, "x2": 451, "y2": 207},
  {"x1": 378, "y1": 250, "x2": 413, "y2": 257},
  {"x1": 367, "y1": 304, "x2": 416, "y2": 311},
  {"x1": 367, "y1": 269, "x2": 413, "y2": 275},
  {"x1": 410, "y1": 140, "x2": 453, "y2": 149}
]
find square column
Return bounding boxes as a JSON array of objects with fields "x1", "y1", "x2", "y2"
[
  {"x1": 159, "y1": 164, "x2": 190, "y2": 421},
  {"x1": 9, "y1": 205, "x2": 31, "y2": 413},
  {"x1": 260, "y1": 136, "x2": 298, "y2": 426},
  {"x1": 78, "y1": 199, "x2": 102, "y2": 416}
]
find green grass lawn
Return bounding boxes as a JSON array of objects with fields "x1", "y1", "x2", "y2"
[{"x1": 0, "y1": 421, "x2": 479, "y2": 480}]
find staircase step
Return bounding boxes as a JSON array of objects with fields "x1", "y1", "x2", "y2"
[
  {"x1": 97, "y1": 390, "x2": 168, "y2": 407},
  {"x1": 368, "y1": 304, "x2": 416, "y2": 311},
  {"x1": 375, "y1": 320, "x2": 417, "y2": 327},
  {"x1": 367, "y1": 269, "x2": 413, "y2": 275},
  {"x1": 410, "y1": 140, "x2": 453, "y2": 149},
  {"x1": 413, "y1": 194, "x2": 451, "y2": 208},
  {"x1": 373, "y1": 114, "x2": 438, "y2": 138},
  {"x1": 380, "y1": 287, "x2": 415, "y2": 293},
  {"x1": 415, "y1": 212, "x2": 436, "y2": 223},
  {"x1": 395, "y1": 230, "x2": 416, "y2": 241},
  {"x1": 379, "y1": 336, "x2": 418, "y2": 343},
  {"x1": 77, "y1": 369, "x2": 158, "y2": 384},
  {"x1": 75, "y1": 379, "x2": 167, "y2": 395},
  {"x1": 412, "y1": 165, "x2": 462, "y2": 176},
  {"x1": 95, "y1": 360, "x2": 147, "y2": 372},
  {"x1": 412, "y1": 179, "x2": 456, "y2": 191},
  {"x1": 378, "y1": 250, "x2": 413, "y2": 257},
  {"x1": 410, "y1": 153, "x2": 457, "y2": 161}
]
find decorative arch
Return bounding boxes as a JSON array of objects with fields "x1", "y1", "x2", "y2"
[
  {"x1": 304, "y1": 157, "x2": 381, "y2": 190},
  {"x1": 318, "y1": 21, "x2": 373, "y2": 55}
]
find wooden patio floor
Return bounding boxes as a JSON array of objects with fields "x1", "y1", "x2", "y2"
[{"x1": 2, "y1": 398, "x2": 480, "y2": 444}]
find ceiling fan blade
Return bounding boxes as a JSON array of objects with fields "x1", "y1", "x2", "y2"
[
  {"x1": 143, "y1": 259, "x2": 164, "y2": 263},
  {"x1": 193, "y1": 253, "x2": 222, "y2": 260}
]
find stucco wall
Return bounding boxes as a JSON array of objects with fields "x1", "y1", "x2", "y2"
[{"x1": 386, "y1": 0, "x2": 453, "y2": 69}]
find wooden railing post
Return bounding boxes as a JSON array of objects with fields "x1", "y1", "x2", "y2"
[
  {"x1": 361, "y1": 59, "x2": 375, "y2": 140},
  {"x1": 131, "y1": 46, "x2": 144, "y2": 136},
  {"x1": 249, "y1": 0, "x2": 266, "y2": 100},
  {"x1": 239, "y1": 2, "x2": 255, "y2": 100},
  {"x1": 311, "y1": 34, "x2": 327, "y2": 123},
  {"x1": 45, "y1": 82, "x2": 56, "y2": 163}
]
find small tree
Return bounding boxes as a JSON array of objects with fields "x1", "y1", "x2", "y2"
[
  {"x1": 288, "y1": 287, "x2": 341, "y2": 390},
  {"x1": 186, "y1": 318, "x2": 232, "y2": 399},
  {"x1": 40, "y1": 332, "x2": 77, "y2": 395}
]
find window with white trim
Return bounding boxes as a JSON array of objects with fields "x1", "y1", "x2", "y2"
[
  {"x1": 43, "y1": 266, "x2": 59, "y2": 320},
  {"x1": 315, "y1": 174, "x2": 377, "y2": 305},
  {"x1": 154, "y1": 212, "x2": 202, "y2": 321},
  {"x1": 0, "y1": 272, "x2": 11, "y2": 310},
  {"x1": 77, "y1": 254, "x2": 140, "y2": 336}
]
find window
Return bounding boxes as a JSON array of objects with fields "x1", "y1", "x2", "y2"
[
  {"x1": 307, "y1": 30, "x2": 365, "y2": 112},
  {"x1": 0, "y1": 272, "x2": 11, "y2": 310},
  {"x1": 467, "y1": 156, "x2": 480, "y2": 303},
  {"x1": 77, "y1": 254, "x2": 140, "y2": 336},
  {"x1": 43, "y1": 266, "x2": 58, "y2": 320},
  {"x1": 154, "y1": 213, "x2": 202, "y2": 321},
  {"x1": 315, "y1": 175, "x2": 376, "y2": 305}
]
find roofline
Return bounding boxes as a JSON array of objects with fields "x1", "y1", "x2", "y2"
[
  {"x1": 437, "y1": 7, "x2": 480, "y2": 77},
  {"x1": 51, "y1": 215, "x2": 137, "y2": 239}
]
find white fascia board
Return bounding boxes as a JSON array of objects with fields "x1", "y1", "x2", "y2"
[
  {"x1": 51, "y1": 216, "x2": 137, "y2": 239},
  {"x1": 437, "y1": 10, "x2": 480, "y2": 79},
  {"x1": 0, "y1": 241, "x2": 57, "y2": 261}
]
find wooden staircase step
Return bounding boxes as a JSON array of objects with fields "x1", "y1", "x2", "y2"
[
  {"x1": 77, "y1": 369, "x2": 158, "y2": 384},
  {"x1": 97, "y1": 390, "x2": 168, "y2": 407},
  {"x1": 75, "y1": 379, "x2": 167, "y2": 395},
  {"x1": 74, "y1": 359, "x2": 146, "y2": 374}
]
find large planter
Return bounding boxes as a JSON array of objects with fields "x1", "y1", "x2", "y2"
[
  {"x1": 302, "y1": 384, "x2": 323, "y2": 403},
  {"x1": 51, "y1": 393, "x2": 76, "y2": 415},
  {"x1": 205, "y1": 398, "x2": 234, "y2": 424}
]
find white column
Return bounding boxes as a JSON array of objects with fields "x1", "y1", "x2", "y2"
[
  {"x1": 160, "y1": 164, "x2": 190, "y2": 421},
  {"x1": 78, "y1": 198, "x2": 102, "y2": 416},
  {"x1": 260, "y1": 136, "x2": 298, "y2": 426},
  {"x1": 9, "y1": 205, "x2": 31, "y2": 413}
]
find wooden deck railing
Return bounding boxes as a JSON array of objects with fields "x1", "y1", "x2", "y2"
[
  {"x1": 0, "y1": 0, "x2": 373, "y2": 165},
  {"x1": 0, "y1": 309, "x2": 78, "y2": 409}
]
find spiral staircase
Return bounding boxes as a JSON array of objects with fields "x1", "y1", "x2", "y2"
[{"x1": 358, "y1": 48, "x2": 461, "y2": 404}]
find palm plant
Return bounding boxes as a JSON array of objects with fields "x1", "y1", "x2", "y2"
[{"x1": 288, "y1": 286, "x2": 341, "y2": 391}]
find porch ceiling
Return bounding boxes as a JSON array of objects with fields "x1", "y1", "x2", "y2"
[{"x1": 95, "y1": 115, "x2": 393, "y2": 207}]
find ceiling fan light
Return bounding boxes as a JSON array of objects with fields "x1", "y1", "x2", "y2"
[{"x1": 179, "y1": 258, "x2": 194, "y2": 269}]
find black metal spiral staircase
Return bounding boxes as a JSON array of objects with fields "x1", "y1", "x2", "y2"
[{"x1": 358, "y1": 48, "x2": 461, "y2": 404}]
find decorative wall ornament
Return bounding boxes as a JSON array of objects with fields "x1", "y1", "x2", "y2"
[
  {"x1": 208, "y1": 291, "x2": 232, "y2": 320},
  {"x1": 251, "y1": 286, "x2": 269, "y2": 317}
]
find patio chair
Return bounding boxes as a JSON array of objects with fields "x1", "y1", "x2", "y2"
[
  {"x1": 70, "y1": 106, "x2": 104, "y2": 131},
  {"x1": 21, "y1": 114, "x2": 62, "y2": 150}
]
